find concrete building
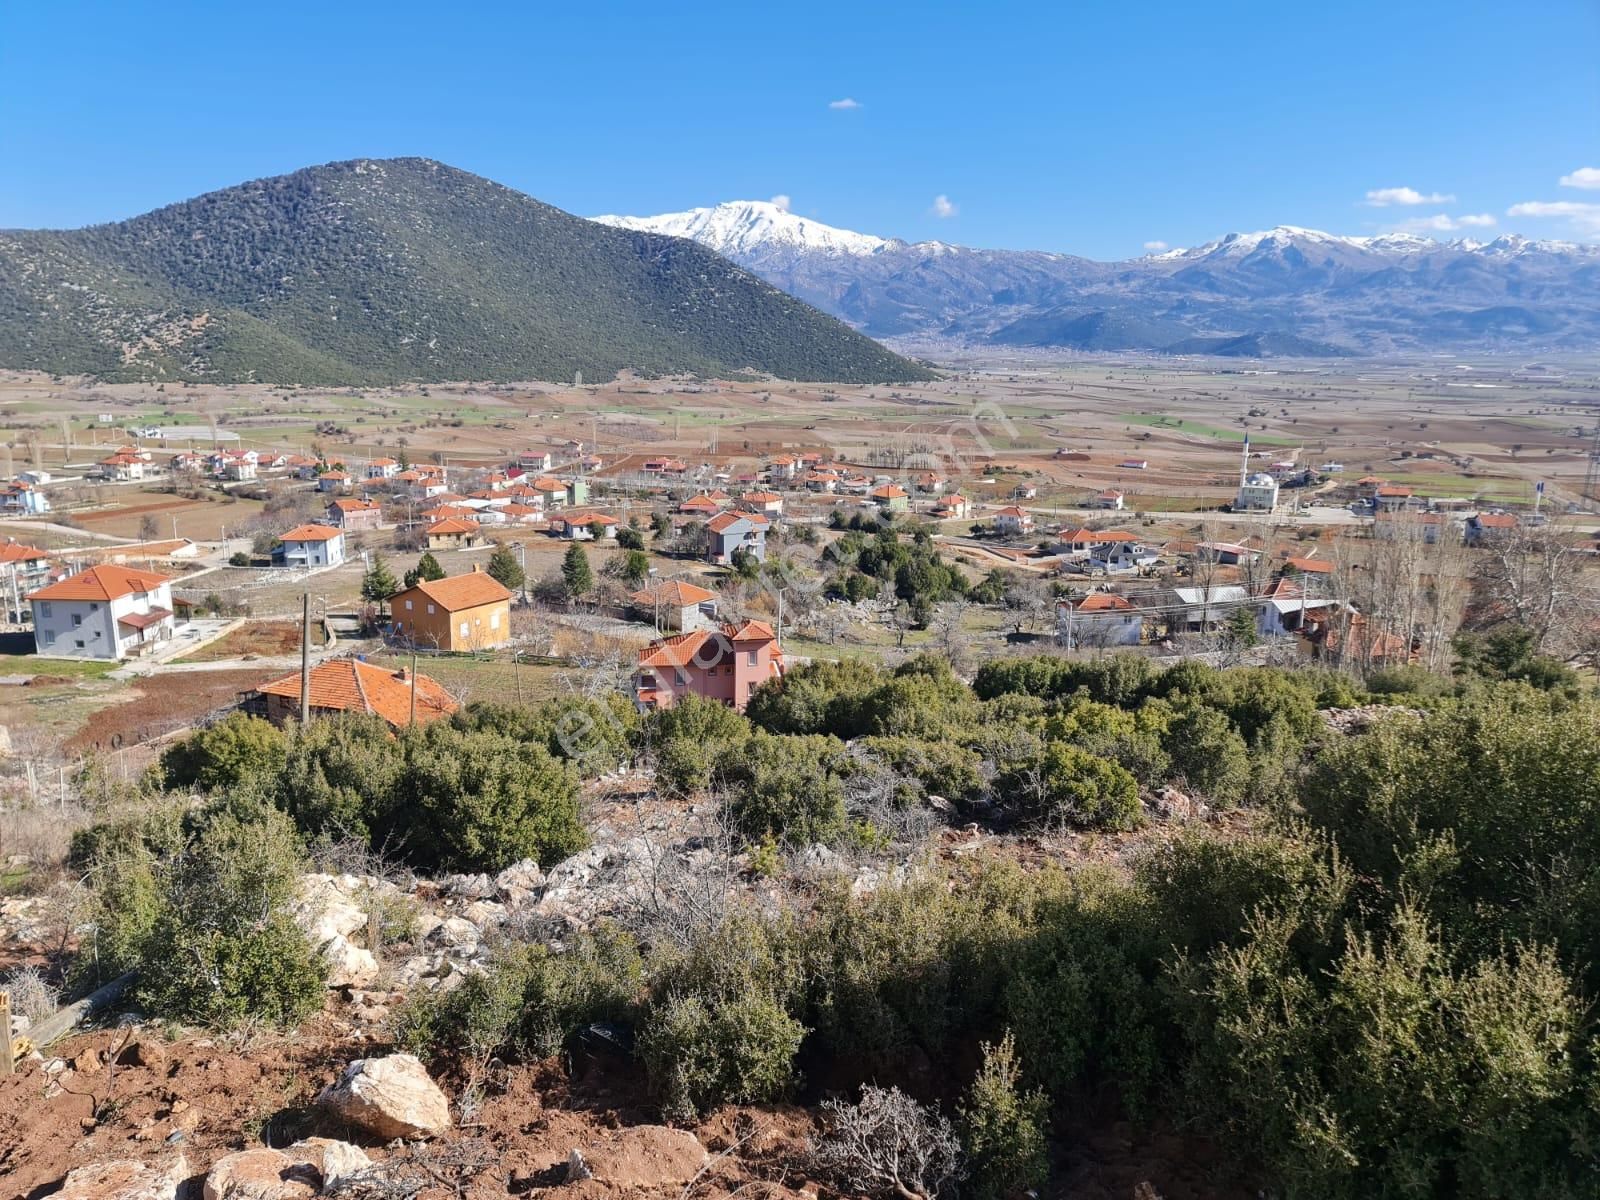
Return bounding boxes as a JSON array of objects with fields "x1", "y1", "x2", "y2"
[
  {"x1": 279, "y1": 524, "x2": 346, "y2": 568},
  {"x1": 706, "y1": 511, "x2": 769, "y2": 564},
  {"x1": 633, "y1": 620, "x2": 785, "y2": 712},
  {"x1": 390, "y1": 566, "x2": 512, "y2": 651},
  {"x1": 992, "y1": 506, "x2": 1035, "y2": 537},
  {"x1": 326, "y1": 497, "x2": 384, "y2": 531},
  {"x1": 630, "y1": 579, "x2": 720, "y2": 632},
  {"x1": 1233, "y1": 438, "x2": 1279, "y2": 512},
  {"x1": 28, "y1": 564, "x2": 174, "y2": 661},
  {"x1": 1, "y1": 541, "x2": 53, "y2": 622},
  {"x1": 870, "y1": 484, "x2": 910, "y2": 512},
  {"x1": 1057, "y1": 592, "x2": 1144, "y2": 649},
  {"x1": 425, "y1": 518, "x2": 482, "y2": 550},
  {"x1": 1, "y1": 481, "x2": 50, "y2": 514}
]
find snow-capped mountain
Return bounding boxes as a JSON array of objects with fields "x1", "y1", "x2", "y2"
[
  {"x1": 590, "y1": 205, "x2": 1600, "y2": 355},
  {"x1": 593, "y1": 201, "x2": 891, "y2": 260}
]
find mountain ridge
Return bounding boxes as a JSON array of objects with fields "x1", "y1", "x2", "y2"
[
  {"x1": 0, "y1": 160, "x2": 934, "y2": 385},
  {"x1": 591, "y1": 202, "x2": 1600, "y2": 355}
]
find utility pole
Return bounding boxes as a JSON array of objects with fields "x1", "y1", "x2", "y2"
[
  {"x1": 299, "y1": 592, "x2": 312, "y2": 724},
  {"x1": 408, "y1": 644, "x2": 418, "y2": 726}
]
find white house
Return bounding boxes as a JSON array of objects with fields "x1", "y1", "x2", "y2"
[
  {"x1": 1090, "y1": 489, "x2": 1125, "y2": 510},
  {"x1": 366, "y1": 458, "x2": 401, "y2": 479},
  {"x1": 278, "y1": 523, "x2": 346, "y2": 568},
  {"x1": 1, "y1": 481, "x2": 51, "y2": 514},
  {"x1": 992, "y1": 506, "x2": 1035, "y2": 536},
  {"x1": 95, "y1": 453, "x2": 145, "y2": 481},
  {"x1": 29, "y1": 564, "x2": 175, "y2": 661},
  {"x1": 1057, "y1": 593, "x2": 1144, "y2": 649}
]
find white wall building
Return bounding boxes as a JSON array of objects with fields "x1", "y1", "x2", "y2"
[
  {"x1": 279, "y1": 524, "x2": 346, "y2": 568},
  {"x1": 1233, "y1": 438, "x2": 1279, "y2": 511},
  {"x1": 29, "y1": 564, "x2": 174, "y2": 661}
]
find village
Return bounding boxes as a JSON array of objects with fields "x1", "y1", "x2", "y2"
[{"x1": 2, "y1": 380, "x2": 1593, "y2": 779}]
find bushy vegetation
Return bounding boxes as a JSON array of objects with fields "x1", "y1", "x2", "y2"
[
  {"x1": 159, "y1": 712, "x2": 586, "y2": 874},
  {"x1": 130, "y1": 649, "x2": 1600, "y2": 1196},
  {"x1": 73, "y1": 802, "x2": 325, "y2": 1028}
]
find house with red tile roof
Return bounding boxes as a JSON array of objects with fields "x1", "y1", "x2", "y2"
[
  {"x1": 549, "y1": 512, "x2": 619, "y2": 540},
  {"x1": 1057, "y1": 591, "x2": 1143, "y2": 648},
  {"x1": 632, "y1": 620, "x2": 784, "y2": 712},
  {"x1": 630, "y1": 578, "x2": 720, "y2": 632},
  {"x1": 1465, "y1": 511, "x2": 1519, "y2": 546},
  {"x1": 28, "y1": 564, "x2": 174, "y2": 660},
  {"x1": 706, "y1": 511, "x2": 768, "y2": 564},
  {"x1": 870, "y1": 484, "x2": 910, "y2": 512},
  {"x1": 738, "y1": 491, "x2": 784, "y2": 517},
  {"x1": 992, "y1": 506, "x2": 1035, "y2": 536},
  {"x1": 247, "y1": 658, "x2": 457, "y2": 728},
  {"x1": 425, "y1": 518, "x2": 482, "y2": 550},
  {"x1": 325, "y1": 497, "x2": 384, "y2": 531},
  {"x1": 390, "y1": 566, "x2": 512, "y2": 651},
  {"x1": 678, "y1": 493, "x2": 723, "y2": 515},
  {"x1": 933, "y1": 494, "x2": 971, "y2": 519},
  {"x1": 279, "y1": 524, "x2": 346, "y2": 568}
]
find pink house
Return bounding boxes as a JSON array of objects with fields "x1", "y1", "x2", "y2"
[{"x1": 632, "y1": 620, "x2": 785, "y2": 712}]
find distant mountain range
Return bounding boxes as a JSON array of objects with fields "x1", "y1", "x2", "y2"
[
  {"x1": 594, "y1": 202, "x2": 1600, "y2": 355},
  {"x1": 0, "y1": 161, "x2": 932, "y2": 386}
]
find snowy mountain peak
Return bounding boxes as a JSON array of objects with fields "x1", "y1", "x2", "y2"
[{"x1": 593, "y1": 200, "x2": 890, "y2": 258}]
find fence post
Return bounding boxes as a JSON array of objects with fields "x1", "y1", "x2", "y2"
[{"x1": 1, "y1": 990, "x2": 14, "y2": 1074}]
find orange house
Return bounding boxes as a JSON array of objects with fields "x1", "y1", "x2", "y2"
[{"x1": 390, "y1": 566, "x2": 512, "y2": 651}]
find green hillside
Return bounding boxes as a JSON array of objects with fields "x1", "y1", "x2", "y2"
[{"x1": 0, "y1": 158, "x2": 933, "y2": 386}]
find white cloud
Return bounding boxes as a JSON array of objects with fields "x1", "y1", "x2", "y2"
[
  {"x1": 1386, "y1": 212, "x2": 1496, "y2": 234},
  {"x1": 1143, "y1": 240, "x2": 1169, "y2": 251},
  {"x1": 930, "y1": 194, "x2": 958, "y2": 219},
  {"x1": 1364, "y1": 186, "x2": 1456, "y2": 207},
  {"x1": 1559, "y1": 167, "x2": 1600, "y2": 190},
  {"x1": 1507, "y1": 199, "x2": 1600, "y2": 237},
  {"x1": 769, "y1": 194, "x2": 792, "y2": 213},
  {"x1": 828, "y1": 97, "x2": 861, "y2": 110}
]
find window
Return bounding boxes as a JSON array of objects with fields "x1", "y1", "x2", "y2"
[
  {"x1": 459, "y1": 621, "x2": 469, "y2": 639},
  {"x1": 489, "y1": 610, "x2": 500, "y2": 629},
  {"x1": 74, "y1": 639, "x2": 84, "y2": 649},
  {"x1": 747, "y1": 650, "x2": 757, "y2": 666},
  {"x1": 427, "y1": 604, "x2": 435, "y2": 615},
  {"x1": 37, "y1": 601, "x2": 50, "y2": 619},
  {"x1": 405, "y1": 599, "x2": 413, "y2": 611},
  {"x1": 71, "y1": 613, "x2": 82, "y2": 628},
  {"x1": 675, "y1": 670, "x2": 687, "y2": 686}
]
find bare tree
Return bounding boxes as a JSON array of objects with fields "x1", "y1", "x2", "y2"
[{"x1": 810, "y1": 1086, "x2": 964, "y2": 1200}]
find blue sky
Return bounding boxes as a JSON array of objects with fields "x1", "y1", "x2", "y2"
[{"x1": 3, "y1": 0, "x2": 1597, "y2": 257}]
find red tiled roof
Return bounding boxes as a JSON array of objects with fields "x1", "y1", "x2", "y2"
[
  {"x1": 395, "y1": 570, "x2": 511, "y2": 611},
  {"x1": 631, "y1": 580, "x2": 718, "y2": 607},
  {"x1": 29, "y1": 564, "x2": 170, "y2": 602},
  {"x1": 0, "y1": 541, "x2": 48, "y2": 565},
  {"x1": 330, "y1": 498, "x2": 380, "y2": 512},
  {"x1": 117, "y1": 607, "x2": 173, "y2": 630},
  {"x1": 1285, "y1": 556, "x2": 1335, "y2": 574},
  {"x1": 1474, "y1": 512, "x2": 1518, "y2": 528},
  {"x1": 280, "y1": 523, "x2": 343, "y2": 543},
  {"x1": 707, "y1": 511, "x2": 767, "y2": 532},
  {"x1": 255, "y1": 658, "x2": 457, "y2": 727},
  {"x1": 426, "y1": 518, "x2": 478, "y2": 535},
  {"x1": 1072, "y1": 593, "x2": 1134, "y2": 612}
]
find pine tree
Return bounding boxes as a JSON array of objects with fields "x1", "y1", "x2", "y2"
[
  {"x1": 361, "y1": 553, "x2": 399, "y2": 616},
  {"x1": 404, "y1": 550, "x2": 447, "y2": 590},
  {"x1": 487, "y1": 542, "x2": 525, "y2": 594},
  {"x1": 561, "y1": 543, "x2": 593, "y2": 603}
]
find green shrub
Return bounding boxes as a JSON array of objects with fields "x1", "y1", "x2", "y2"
[
  {"x1": 638, "y1": 912, "x2": 807, "y2": 1119},
  {"x1": 131, "y1": 806, "x2": 326, "y2": 1028},
  {"x1": 1164, "y1": 703, "x2": 1250, "y2": 806},
  {"x1": 959, "y1": 1033, "x2": 1050, "y2": 1200},
  {"x1": 636, "y1": 991, "x2": 805, "y2": 1121},
  {"x1": 718, "y1": 731, "x2": 848, "y2": 845},
  {"x1": 645, "y1": 694, "x2": 751, "y2": 797},
  {"x1": 398, "y1": 925, "x2": 642, "y2": 1064},
  {"x1": 1000, "y1": 742, "x2": 1142, "y2": 831},
  {"x1": 401, "y1": 724, "x2": 586, "y2": 873},
  {"x1": 158, "y1": 713, "x2": 286, "y2": 792}
]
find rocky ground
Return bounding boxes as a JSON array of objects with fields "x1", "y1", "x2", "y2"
[{"x1": 1, "y1": 777, "x2": 1255, "y2": 1200}]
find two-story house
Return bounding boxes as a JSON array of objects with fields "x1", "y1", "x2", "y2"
[
  {"x1": 1, "y1": 540, "x2": 53, "y2": 622},
  {"x1": 390, "y1": 566, "x2": 512, "y2": 651},
  {"x1": 705, "y1": 511, "x2": 768, "y2": 564},
  {"x1": 325, "y1": 497, "x2": 384, "y2": 531},
  {"x1": 29, "y1": 564, "x2": 174, "y2": 661},
  {"x1": 992, "y1": 506, "x2": 1035, "y2": 537},
  {"x1": 278, "y1": 524, "x2": 346, "y2": 568},
  {"x1": 633, "y1": 620, "x2": 785, "y2": 712},
  {"x1": 630, "y1": 578, "x2": 720, "y2": 632}
]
